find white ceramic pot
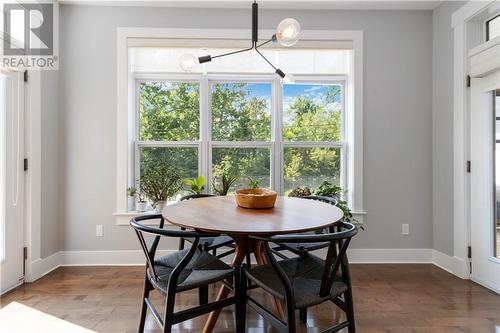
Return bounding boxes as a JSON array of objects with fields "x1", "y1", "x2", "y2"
[
  {"x1": 127, "y1": 196, "x2": 136, "y2": 211},
  {"x1": 154, "y1": 201, "x2": 167, "y2": 213},
  {"x1": 136, "y1": 201, "x2": 147, "y2": 213}
]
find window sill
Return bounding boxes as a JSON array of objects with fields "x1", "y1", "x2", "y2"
[{"x1": 114, "y1": 211, "x2": 160, "y2": 226}]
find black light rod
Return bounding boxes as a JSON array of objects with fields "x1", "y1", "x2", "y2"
[
  {"x1": 252, "y1": 1, "x2": 258, "y2": 43},
  {"x1": 255, "y1": 47, "x2": 278, "y2": 71},
  {"x1": 199, "y1": 45, "x2": 254, "y2": 63}
]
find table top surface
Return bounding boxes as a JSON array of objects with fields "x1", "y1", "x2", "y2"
[{"x1": 162, "y1": 196, "x2": 343, "y2": 235}]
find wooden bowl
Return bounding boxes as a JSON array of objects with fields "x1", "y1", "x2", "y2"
[{"x1": 235, "y1": 188, "x2": 277, "y2": 209}]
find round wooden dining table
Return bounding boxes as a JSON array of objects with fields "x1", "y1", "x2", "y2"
[{"x1": 162, "y1": 195, "x2": 343, "y2": 333}]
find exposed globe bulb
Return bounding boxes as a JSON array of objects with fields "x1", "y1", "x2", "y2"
[
  {"x1": 276, "y1": 18, "x2": 301, "y2": 47},
  {"x1": 179, "y1": 54, "x2": 198, "y2": 72},
  {"x1": 282, "y1": 73, "x2": 295, "y2": 84}
]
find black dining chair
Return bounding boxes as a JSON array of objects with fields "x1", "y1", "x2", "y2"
[
  {"x1": 271, "y1": 195, "x2": 338, "y2": 259},
  {"x1": 178, "y1": 194, "x2": 235, "y2": 258},
  {"x1": 241, "y1": 221, "x2": 358, "y2": 333},
  {"x1": 178, "y1": 193, "x2": 252, "y2": 304},
  {"x1": 130, "y1": 214, "x2": 245, "y2": 333}
]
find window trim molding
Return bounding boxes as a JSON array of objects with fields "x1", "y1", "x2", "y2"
[{"x1": 115, "y1": 28, "x2": 364, "y2": 225}]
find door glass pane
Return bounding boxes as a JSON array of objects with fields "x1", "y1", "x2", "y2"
[
  {"x1": 495, "y1": 90, "x2": 500, "y2": 259},
  {"x1": 139, "y1": 81, "x2": 200, "y2": 141},
  {"x1": 283, "y1": 84, "x2": 342, "y2": 142},
  {"x1": 211, "y1": 83, "x2": 272, "y2": 141},
  {"x1": 212, "y1": 148, "x2": 271, "y2": 193},
  {"x1": 487, "y1": 14, "x2": 500, "y2": 41},
  {"x1": 284, "y1": 147, "x2": 341, "y2": 194},
  {"x1": 0, "y1": 75, "x2": 5, "y2": 262}
]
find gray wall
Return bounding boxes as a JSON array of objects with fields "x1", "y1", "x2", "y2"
[
  {"x1": 432, "y1": 1, "x2": 465, "y2": 256},
  {"x1": 40, "y1": 70, "x2": 62, "y2": 258},
  {"x1": 55, "y1": 5, "x2": 433, "y2": 251}
]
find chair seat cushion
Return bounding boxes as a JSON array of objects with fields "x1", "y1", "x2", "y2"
[
  {"x1": 275, "y1": 230, "x2": 329, "y2": 254},
  {"x1": 185, "y1": 235, "x2": 235, "y2": 250},
  {"x1": 149, "y1": 249, "x2": 233, "y2": 293},
  {"x1": 246, "y1": 253, "x2": 347, "y2": 309},
  {"x1": 279, "y1": 241, "x2": 330, "y2": 253}
]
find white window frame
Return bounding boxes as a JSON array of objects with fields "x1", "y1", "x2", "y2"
[
  {"x1": 115, "y1": 28, "x2": 364, "y2": 226},
  {"x1": 133, "y1": 74, "x2": 346, "y2": 198}
]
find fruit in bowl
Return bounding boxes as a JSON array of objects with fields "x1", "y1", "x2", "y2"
[{"x1": 235, "y1": 188, "x2": 277, "y2": 209}]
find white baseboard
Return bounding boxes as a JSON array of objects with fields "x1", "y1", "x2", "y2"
[
  {"x1": 471, "y1": 276, "x2": 500, "y2": 294},
  {"x1": 28, "y1": 252, "x2": 63, "y2": 282},
  {"x1": 432, "y1": 250, "x2": 469, "y2": 279},
  {"x1": 347, "y1": 248, "x2": 433, "y2": 263},
  {"x1": 25, "y1": 248, "x2": 470, "y2": 283}
]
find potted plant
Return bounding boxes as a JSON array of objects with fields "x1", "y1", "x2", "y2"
[
  {"x1": 212, "y1": 158, "x2": 238, "y2": 196},
  {"x1": 287, "y1": 186, "x2": 312, "y2": 197},
  {"x1": 140, "y1": 164, "x2": 182, "y2": 213},
  {"x1": 314, "y1": 181, "x2": 362, "y2": 229},
  {"x1": 183, "y1": 175, "x2": 206, "y2": 194},
  {"x1": 247, "y1": 178, "x2": 261, "y2": 189},
  {"x1": 127, "y1": 187, "x2": 137, "y2": 211},
  {"x1": 136, "y1": 188, "x2": 148, "y2": 213}
]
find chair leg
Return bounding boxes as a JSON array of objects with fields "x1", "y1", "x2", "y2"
[
  {"x1": 199, "y1": 286, "x2": 209, "y2": 305},
  {"x1": 299, "y1": 308, "x2": 307, "y2": 325},
  {"x1": 178, "y1": 237, "x2": 185, "y2": 250},
  {"x1": 163, "y1": 290, "x2": 177, "y2": 333},
  {"x1": 286, "y1": 301, "x2": 296, "y2": 333},
  {"x1": 235, "y1": 266, "x2": 247, "y2": 333},
  {"x1": 344, "y1": 289, "x2": 356, "y2": 333},
  {"x1": 138, "y1": 276, "x2": 152, "y2": 333},
  {"x1": 212, "y1": 249, "x2": 217, "y2": 256}
]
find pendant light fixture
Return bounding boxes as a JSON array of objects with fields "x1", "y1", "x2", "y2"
[{"x1": 179, "y1": 0, "x2": 300, "y2": 83}]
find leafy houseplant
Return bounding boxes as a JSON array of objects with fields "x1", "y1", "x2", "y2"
[
  {"x1": 136, "y1": 188, "x2": 148, "y2": 212},
  {"x1": 288, "y1": 181, "x2": 363, "y2": 230},
  {"x1": 127, "y1": 187, "x2": 137, "y2": 211},
  {"x1": 140, "y1": 164, "x2": 182, "y2": 213},
  {"x1": 183, "y1": 176, "x2": 206, "y2": 194},
  {"x1": 247, "y1": 178, "x2": 261, "y2": 189},
  {"x1": 288, "y1": 186, "x2": 312, "y2": 197},
  {"x1": 212, "y1": 173, "x2": 238, "y2": 196},
  {"x1": 212, "y1": 156, "x2": 239, "y2": 196},
  {"x1": 314, "y1": 181, "x2": 362, "y2": 229}
]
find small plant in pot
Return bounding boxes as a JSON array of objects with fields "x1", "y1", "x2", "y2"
[
  {"x1": 140, "y1": 164, "x2": 182, "y2": 213},
  {"x1": 247, "y1": 178, "x2": 261, "y2": 189},
  {"x1": 136, "y1": 189, "x2": 148, "y2": 213},
  {"x1": 314, "y1": 181, "x2": 363, "y2": 230},
  {"x1": 212, "y1": 157, "x2": 238, "y2": 196},
  {"x1": 183, "y1": 175, "x2": 206, "y2": 194},
  {"x1": 127, "y1": 186, "x2": 137, "y2": 211}
]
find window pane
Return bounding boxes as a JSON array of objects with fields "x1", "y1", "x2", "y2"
[
  {"x1": 212, "y1": 148, "x2": 270, "y2": 192},
  {"x1": 487, "y1": 15, "x2": 500, "y2": 41},
  {"x1": 284, "y1": 147, "x2": 340, "y2": 193},
  {"x1": 211, "y1": 83, "x2": 271, "y2": 141},
  {"x1": 283, "y1": 84, "x2": 342, "y2": 142},
  {"x1": 140, "y1": 147, "x2": 198, "y2": 180},
  {"x1": 139, "y1": 82, "x2": 199, "y2": 141}
]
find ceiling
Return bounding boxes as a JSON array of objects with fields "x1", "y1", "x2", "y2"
[{"x1": 58, "y1": 0, "x2": 444, "y2": 10}]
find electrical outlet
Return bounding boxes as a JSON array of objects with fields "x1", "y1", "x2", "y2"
[
  {"x1": 402, "y1": 224, "x2": 409, "y2": 236},
  {"x1": 96, "y1": 225, "x2": 104, "y2": 237}
]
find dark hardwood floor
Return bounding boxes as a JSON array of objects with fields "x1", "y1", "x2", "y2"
[{"x1": 1, "y1": 264, "x2": 499, "y2": 332}]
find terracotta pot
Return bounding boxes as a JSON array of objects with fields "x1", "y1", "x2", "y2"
[{"x1": 235, "y1": 188, "x2": 277, "y2": 209}]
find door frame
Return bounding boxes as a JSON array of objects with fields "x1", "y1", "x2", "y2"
[{"x1": 452, "y1": 0, "x2": 500, "y2": 280}]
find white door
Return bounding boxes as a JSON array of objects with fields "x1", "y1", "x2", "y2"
[
  {"x1": 470, "y1": 73, "x2": 500, "y2": 294},
  {"x1": 0, "y1": 71, "x2": 25, "y2": 294}
]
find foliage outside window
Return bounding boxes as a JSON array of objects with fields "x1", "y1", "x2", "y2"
[{"x1": 135, "y1": 76, "x2": 345, "y2": 203}]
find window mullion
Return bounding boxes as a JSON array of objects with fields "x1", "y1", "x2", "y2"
[{"x1": 200, "y1": 75, "x2": 209, "y2": 192}]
